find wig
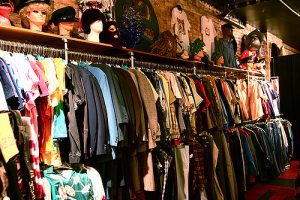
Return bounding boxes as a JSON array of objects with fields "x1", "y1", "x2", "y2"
[{"x1": 19, "y1": 2, "x2": 51, "y2": 29}]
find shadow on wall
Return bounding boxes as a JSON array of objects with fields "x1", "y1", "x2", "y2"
[{"x1": 273, "y1": 54, "x2": 300, "y2": 159}]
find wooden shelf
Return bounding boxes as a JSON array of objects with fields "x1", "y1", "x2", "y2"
[{"x1": 0, "y1": 25, "x2": 265, "y2": 77}]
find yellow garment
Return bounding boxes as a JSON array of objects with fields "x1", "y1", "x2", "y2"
[
  {"x1": 40, "y1": 59, "x2": 59, "y2": 107},
  {"x1": 40, "y1": 141, "x2": 62, "y2": 167},
  {"x1": 0, "y1": 113, "x2": 19, "y2": 162},
  {"x1": 53, "y1": 58, "x2": 67, "y2": 103}
]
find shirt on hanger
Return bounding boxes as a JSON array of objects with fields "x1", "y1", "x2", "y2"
[
  {"x1": 201, "y1": 15, "x2": 216, "y2": 57},
  {"x1": 171, "y1": 7, "x2": 191, "y2": 51}
]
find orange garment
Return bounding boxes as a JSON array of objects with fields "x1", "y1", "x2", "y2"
[
  {"x1": 235, "y1": 80, "x2": 250, "y2": 121},
  {"x1": 249, "y1": 81, "x2": 264, "y2": 120}
]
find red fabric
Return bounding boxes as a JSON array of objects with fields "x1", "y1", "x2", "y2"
[{"x1": 189, "y1": 140, "x2": 206, "y2": 195}]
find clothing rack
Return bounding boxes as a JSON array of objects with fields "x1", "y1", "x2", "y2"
[{"x1": 0, "y1": 39, "x2": 268, "y2": 81}]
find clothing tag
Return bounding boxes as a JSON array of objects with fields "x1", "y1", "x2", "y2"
[{"x1": 0, "y1": 113, "x2": 19, "y2": 163}]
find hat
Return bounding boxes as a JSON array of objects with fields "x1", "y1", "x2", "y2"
[
  {"x1": 15, "y1": 0, "x2": 50, "y2": 10},
  {"x1": 81, "y1": 8, "x2": 106, "y2": 34},
  {"x1": 51, "y1": 6, "x2": 78, "y2": 26},
  {"x1": 247, "y1": 29, "x2": 266, "y2": 43},
  {"x1": 190, "y1": 38, "x2": 205, "y2": 57},
  {"x1": 221, "y1": 23, "x2": 234, "y2": 30},
  {"x1": 0, "y1": 0, "x2": 14, "y2": 11}
]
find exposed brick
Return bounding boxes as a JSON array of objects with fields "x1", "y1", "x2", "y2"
[{"x1": 8, "y1": 0, "x2": 300, "y2": 77}]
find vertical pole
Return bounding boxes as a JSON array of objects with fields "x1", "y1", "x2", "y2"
[
  {"x1": 62, "y1": 38, "x2": 68, "y2": 64},
  {"x1": 130, "y1": 51, "x2": 134, "y2": 69}
]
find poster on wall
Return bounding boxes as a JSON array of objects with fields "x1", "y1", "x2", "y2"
[{"x1": 115, "y1": 0, "x2": 159, "y2": 51}]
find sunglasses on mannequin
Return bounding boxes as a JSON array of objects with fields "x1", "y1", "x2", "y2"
[{"x1": 32, "y1": 10, "x2": 47, "y2": 15}]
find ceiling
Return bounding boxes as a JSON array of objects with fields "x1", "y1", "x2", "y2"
[{"x1": 207, "y1": 0, "x2": 300, "y2": 50}]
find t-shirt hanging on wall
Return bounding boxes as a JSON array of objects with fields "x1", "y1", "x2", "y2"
[
  {"x1": 201, "y1": 15, "x2": 216, "y2": 57},
  {"x1": 171, "y1": 7, "x2": 191, "y2": 52}
]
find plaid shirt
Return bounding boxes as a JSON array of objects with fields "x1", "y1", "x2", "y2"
[{"x1": 189, "y1": 140, "x2": 206, "y2": 195}]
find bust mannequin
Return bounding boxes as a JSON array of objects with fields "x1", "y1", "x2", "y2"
[
  {"x1": 81, "y1": 8, "x2": 106, "y2": 43},
  {"x1": 51, "y1": 6, "x2": 78, "y2": 37},
  {"x1": 87, "y1": 20, "x2": 103, "y2": 42},
  {"x1": 58, "y1": 22, "x2": 74, "y2": 36},
  {"x1": 212, "y1": 51, "x2": 224, "y2": 66},
  {"x1": 0, "y1": 1, "x2": 13, "y2": 26},
  {"x1": 240, "y1": 29, "x2": 266, "y2": 71},
  {"x1": 19, "y1": 1, "x2": 51, "y2": 32},
  {"x1": 215, "y1": 23, "x2": 238, "y2": 68},
  {"x1": 190, "y1": 38, "x2": 206, "y2": 61}
]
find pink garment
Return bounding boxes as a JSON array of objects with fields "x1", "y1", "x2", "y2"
[
  {"x1": 29, "y1": 61, "x2": 49, "y2": 97},
  {"x1": 22, "y1": 117, "x2": 45, "y2": 199}
]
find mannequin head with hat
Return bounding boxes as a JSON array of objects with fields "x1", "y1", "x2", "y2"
[
  {"x1": 211, "y1": 51, "x2": 224, "y2": 66},
  {"x1": 19, "y1": 0, "x2": 51, "y2": 32},
  {"x1": 0, "y1": 0, "x2": 14, "y2": 26},
  {"x1": 51, "y1": 6, "x2": 78, "y2": 36},
  {"x1": 190, "y1": 38, "x2": 206, "y2": 61},
  {"x1": 81, "y1": 8, "x2": 106, "y2": 42}
]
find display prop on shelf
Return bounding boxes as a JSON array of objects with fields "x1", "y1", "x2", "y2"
[
  {"x1": 115, "y1": 0, "x2": 159, "y2": 51},
  {"x1": 50, "y1": 6, "x2": 79, "y2": 37},
  {"x1": 240, "y1": 29, "x2": 266, "y2": 72},
  {"x1": 150, "y1": 30, "x2": 177, "y2": 58},
  {"x1": 215, "y1": 23, "x2": 239, "y2": 69},
  {"x1": 190, "y1": 38, "x2": 206, "y2": 61},
  {"x1": 211, "y1": 51, "x2": 224, "y2": 66},
  {"x1": 81, "y1": 8, "x2": 106, "y2": 43},
  {"x1": 0, "y1": 0, "x2": 14, "y2": 26},
  {"x1": 18, "y1": 0, "x2": 51, "y2": 32},
  {"x1": 100, "y1": 20, "x2": 122, "y2": 48}
]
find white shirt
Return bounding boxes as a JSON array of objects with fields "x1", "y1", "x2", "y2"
[
  {"x1": 171, "y1": 7, "x2": 191, "y2": 51},
  {"x1": 201, "y1": 15, "x2": 216, "y2": 57}
]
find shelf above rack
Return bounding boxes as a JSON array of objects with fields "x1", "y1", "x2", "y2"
[{"x1": 0, "y1": 25, "x2": 265, "y2": 77}]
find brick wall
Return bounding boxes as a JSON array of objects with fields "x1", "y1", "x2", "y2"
[
  {"x1": 150, "y1": 0, "x2": 299, "y2": 77},
  {"x1": 9, "y1": 0, "x2": 299, "y2": 76}
]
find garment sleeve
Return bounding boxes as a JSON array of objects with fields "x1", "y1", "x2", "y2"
[
  {"x1": 201, "y1": 15, "x2": 206, "y2": 35},
  {"x1": 171, "y1": 7, "x2": 177, "y2": 26},
  {"x1": 184, "y1": 11, "x2": 191, "y2": 32}
]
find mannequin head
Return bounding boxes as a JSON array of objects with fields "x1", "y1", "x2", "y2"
[
  {"x1": 212, "y1": 51, "x2": 224, "y2": 66},
  {"x1": 51, "y1": 6, "x2": 78, "y2": 36},
  {"x1": 0, "y1": 0, "x2": 13, "y2": 18},
  {"x1": 19, "y1": 2, "x2": 51, "y2": 31},
  {"x1": 100, "y1": 21, "x2": 122, "y2": 47},
  {"x1": 81, "y1": 8, "x2": 106, "y2": 42},
  {"x1": 246, "y1": 29, "x2": 266, "y2": 51},
  {"x1": 190, "y1": 38, "x2": 205, "y2": 61},
  {"x1": 221, "y1": 23, "x2": 234, "y2": 39},
  {"x1": 0, "y1": 0, "x2": 13, "y2": 26}
]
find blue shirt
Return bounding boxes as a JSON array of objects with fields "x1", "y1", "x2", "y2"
[
  {"x1": 216, "y1": 39, "x2": 238, "y2": 68},
  {"x1": 87, "y1": 66, "x2": 119, "y2": 147}
]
